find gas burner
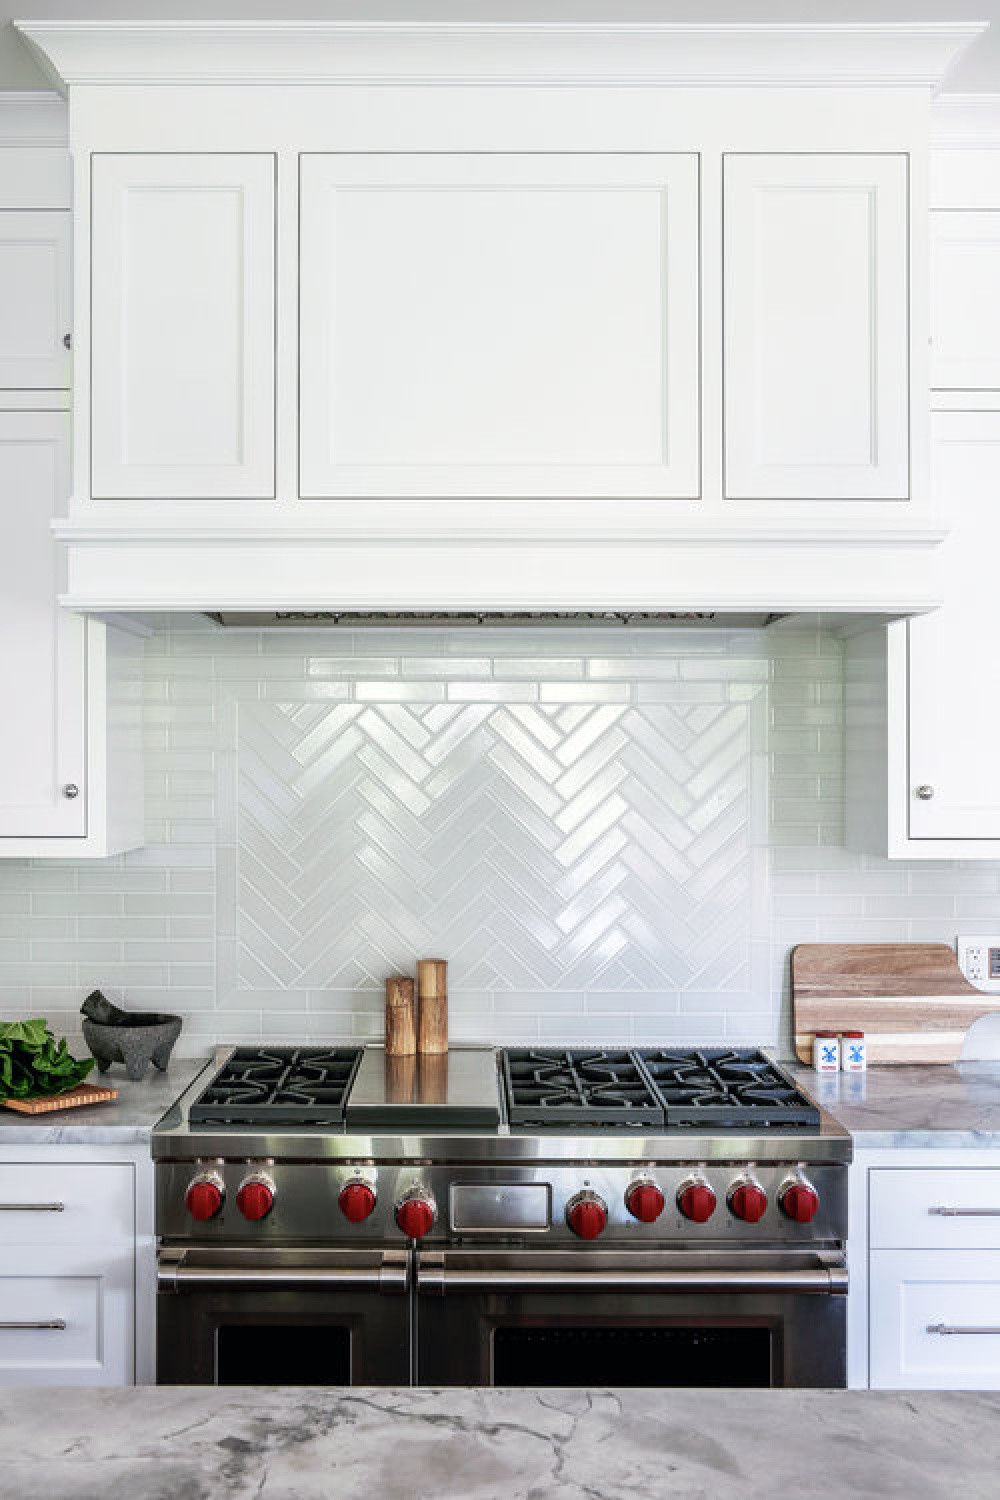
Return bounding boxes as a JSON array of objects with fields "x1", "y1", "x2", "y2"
[
  {"x1": 499, "y1": 1047, "x2": 819, "y2": 1130},
  {"x1": 188, "y1": 1046, "x2": 364, "y2": 1126},
  {"x1": 502, "y1": 1049, "x2": 665, "y2": 1129},
  {"x1": 638, "y1": 1048, "x2": 820, "y2": 1129}
]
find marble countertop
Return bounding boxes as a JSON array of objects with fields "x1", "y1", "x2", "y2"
[
  {"x1": 791, "y1": 1061, "x2": 1000, "y2": 1148},
  {"x1": 0, "y1": 1056, "x2": 210, "y2": 1144},
  {"x1": 0, "y1": 1386, "x2": 995, "y2": 1499},
  {"x1": 3, "y1": 1046, "x2": 998, "y2": 1150}
]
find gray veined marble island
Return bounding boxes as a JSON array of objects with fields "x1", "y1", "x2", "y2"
[{"x1": 0, "y1": 1386, "x2": 998, "y2": 1500}]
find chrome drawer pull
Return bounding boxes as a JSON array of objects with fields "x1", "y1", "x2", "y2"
[
  {"x1": 0, "y1": 1203, "x2": 65, "y2": 1213},
  {"x1": 929, "y1": 1207, "x2": 1000, "y2": 1217},
  {"x1": 927, "y1": 1323, "x2": 1000, "y2": 1336},
  {"x1": 0, "y1": 1320, "x2": 66, "y2": 1331}
]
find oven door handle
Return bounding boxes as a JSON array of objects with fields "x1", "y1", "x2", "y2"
[
  {"x1": 417, "y1": 1257, "x2": 847, "y2": 1297},
  {"x1": 158, "y1": 1252, "x2": 409, "y2": 1295}
]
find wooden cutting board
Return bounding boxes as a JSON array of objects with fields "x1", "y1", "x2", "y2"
[
  {"x1": 1, "y1": 1082, "x2": 118, "y2": 1115},
  {"x1": 792, "y1": 943, "x2": 999, "y2": 1064}
]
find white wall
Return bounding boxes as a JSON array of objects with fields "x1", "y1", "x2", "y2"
[
  {"x1": 1, "y1": 621, "x2": 996, "y2": 1059},
  {"x1": 0, "y1": 1, "x2": 997, "y2": 93}
]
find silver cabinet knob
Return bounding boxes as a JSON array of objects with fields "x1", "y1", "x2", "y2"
[
  {"x1": 915, "y1": 784, "x2": 934, "y2": 801},
  {"x1": 62, "y1": 783, "x2": 79, "y2": 799}
]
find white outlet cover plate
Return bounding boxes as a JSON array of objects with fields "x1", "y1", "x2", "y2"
[{"x1": 957, "y1": 935, "x2": 1000, "y2": 993}]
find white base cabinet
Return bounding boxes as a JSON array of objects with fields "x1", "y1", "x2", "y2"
[
  {"x1": 850, "y1": 1151, "x2": 1000, "y2": 1391},
  {"x1": 0, "y1": 1151, "x2": 149, "y2": 1387}
]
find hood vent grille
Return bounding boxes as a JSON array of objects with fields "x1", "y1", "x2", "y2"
[{"x1": 205, "y1": 611, "x2": 788, "y2": 629}]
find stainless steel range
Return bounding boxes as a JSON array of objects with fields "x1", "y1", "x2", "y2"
[{"x1": 153, "y1": 1044, "x2": 850, "y2": 1388}]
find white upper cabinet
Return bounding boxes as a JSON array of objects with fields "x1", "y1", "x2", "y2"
[
  {"x1": 0, "y1": 410, "x2": 85, "y2": 837},
  {"x1": 299, "y1": 153, "x2": 700, "y2": 499},
  {"x1": 847, "y1": 412, "x2": 1000, "y2": 857},
  {"x1": 90, "y1": 153, "x2": 276, "y2": 499},
  {"x1": 0, "y1": 211, "x2": 71, "y2": 389},
  {"x1": 931, "y1": 211, "x2": 1000, "y2": 391},
  {"x1": 845, "y1": 134, "x2": 1000, "y2": 861},
  {"x1": 723, "y1": 154, "x2": 910, "y2": 500},
  {"x1": 907, "y1": 412, "x2": 1000, "y2": 841}
]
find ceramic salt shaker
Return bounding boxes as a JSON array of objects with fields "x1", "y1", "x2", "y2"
[
  {"x1": 812, "y1": 1031, "x2": 840, "y2": 1072},
  {"x1": 841, "y1": 1030, "x2": 867, "y2": 1072}
]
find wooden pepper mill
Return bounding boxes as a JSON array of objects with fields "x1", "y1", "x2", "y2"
[
  {"x1": 417, "y1": 959, "x2": 448, "y2": 1054},
  {"x1": 384, "y1": 975, "x2": 416, "y2": 1056}
]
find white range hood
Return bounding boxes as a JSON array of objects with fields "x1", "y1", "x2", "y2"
[{"x1": 17, "y1": 17, "x2": 985, "y2": 619}]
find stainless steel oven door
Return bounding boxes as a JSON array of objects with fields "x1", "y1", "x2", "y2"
[
  {"x1": 157, "y1": 1246, "x2": 411, "y2": 1385},
  {"x1": 416, "y1": 1249, "x2": 847, "y2": 1388}
]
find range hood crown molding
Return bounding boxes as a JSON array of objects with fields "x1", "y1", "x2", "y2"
[
  {"x1": 53, "y1": 531, "x2": 944, "y2": 618},
  {"x1": 14, "y1": 19, "x2": 987, "y2": 93},
  {"x1": 51, "y1": 516, "x2": 950, "y2": 548}
]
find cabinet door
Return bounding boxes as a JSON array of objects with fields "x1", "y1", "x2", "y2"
[
  {"x1": 91, "y1": 153, "x2": 275, "y2": 499},
  {"x1": 299, "y1": 153, "x2": 700, "y2": 498},
  {"x1": 0, "y1": 211, "x2": 70, "y2": 389},
  {"x1": 724, "y1": 154, "x2": 909, "y2": 500},
  {"x1": 0, "y1": 1249, "x2": 133, "y2": 1386},
  {"x1": 0, "y1": 410, "x2": 85, "y2": 838},
  {"x1": 907, "y1": 413, "x2": 1000, "y2": 839},
  {"x1": 931, "y1": 210, "x2": 1000, "y2": 391},
  {"x1": 870, "y1": 1250, "x2": 1000, "y2": 1390}
]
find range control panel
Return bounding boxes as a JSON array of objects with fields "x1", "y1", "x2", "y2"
[{"x1": 158, "y1": 1160, "x2": 847, "y2": 1247}]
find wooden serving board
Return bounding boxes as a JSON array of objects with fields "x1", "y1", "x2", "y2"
[
  {"x1": 792, "y1": 943, "x2": 999, "y2": 1065},
  {"x1": 1, "y1": 1082, "x2": 118, "y2": 1115}
]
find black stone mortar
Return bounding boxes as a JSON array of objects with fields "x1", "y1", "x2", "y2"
[{"x1": 80, "y1": 991, "x2": 183, "y2": 1082}]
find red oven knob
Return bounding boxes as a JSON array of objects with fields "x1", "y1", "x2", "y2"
[
  {"x1": 236, "y1": 1176, "x2": 274, "y2": 1222},
  {"x1": 677, "y1": 1180, "x2": 717, "y2": 1223},
  {"x1": 729, "y1": 1179, "x2": 768, "y2": 1223},
  {"x1": 186, "y1": 1174, "x2": 224, "y2": 1221},
  {"x1": 625, "y1": 1179, "x2": 665, "y2": 1223},
  {"x1": 780, "y1": 1178, "x2": 820, "y2": 1224},
  {"x1": 339, "y1": 1181, "x2": 377, "y2": 1224},
  {"x1": 566, "y1": 1191, "x2": 608, "y2": 1240},
  {"x1": 395, "y1": 1189, "x2": 435, "y2": 1240}
]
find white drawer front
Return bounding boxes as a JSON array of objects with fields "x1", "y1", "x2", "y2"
[
  {"x1": 0, "y1": 1163, "x2": 133, "y2": 1246},
  {"x1": 0, "y1": 1251, "x2": 133, "y2": 1385},
  {"x1": 870, "y1": 1169, "x2": 1000, "y2": 1249},
  {"x1": 870, "y1": 1250, "x2": 1000, "y2": 1390}
]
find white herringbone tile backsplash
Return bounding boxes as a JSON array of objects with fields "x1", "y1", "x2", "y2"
[{"x1": 1, "y1": 621, "x2": 998, "y2": 1058}]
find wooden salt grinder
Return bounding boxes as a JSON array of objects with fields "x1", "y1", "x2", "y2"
[
  {"x1": 384, "y1": 975, "x2": 416, "y2": 1056},
  {"x1": 417, "y1": 959, "x2": 448, "y2": 1054}
]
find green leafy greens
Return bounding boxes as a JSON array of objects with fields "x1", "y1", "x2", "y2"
[{"x1": 0, "y1": 1019, "x2": 94, "y2": 1100}]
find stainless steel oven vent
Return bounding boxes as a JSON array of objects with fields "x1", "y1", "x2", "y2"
[{"x1": 205, "y1": 611, "x2": 787, "y2": 629}]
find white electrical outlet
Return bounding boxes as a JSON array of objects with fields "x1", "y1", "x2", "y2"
[{"x1": 957, "y1": 936, "x2": 1000, "y2": 992}]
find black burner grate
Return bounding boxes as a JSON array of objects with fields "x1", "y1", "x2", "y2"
[
  {"x1": 188, "y1": 1047, "x2": 364, "y2": 1126},
  {"x1": 637, "y1": 1048, "x2": 820, "y2": 1129},
  {"x1": 502, "y1": 1049, "x2": 665, "y2": 1129},
  {"x1": 501, "y1": 1047, "x2": 819, "y2": 1130}
]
